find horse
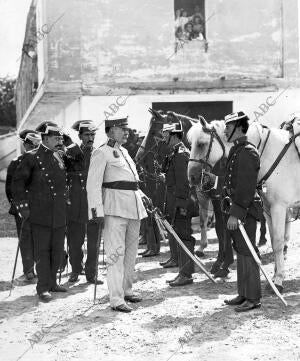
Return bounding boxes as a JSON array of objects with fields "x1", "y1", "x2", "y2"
[
  {"x1": 187, "y1": 117, "x2": 300, "y2": 291},
  {"x1": 123, "y1": 128, "x2": 140, "y2": 159},
  {"x1": 135, "y1": 109, "x2": 212, "y2": 254}
]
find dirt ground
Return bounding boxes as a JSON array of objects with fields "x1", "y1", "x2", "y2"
[{"x1": 1, "y1": 181, "x2": 300, "y2": 361}]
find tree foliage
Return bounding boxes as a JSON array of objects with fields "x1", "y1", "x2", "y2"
[{"x1": 0, "y1": 77, "x2": 16, "y2": 127}]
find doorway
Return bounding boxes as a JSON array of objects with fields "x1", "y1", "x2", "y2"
[{"x1": 152, "y1": 101, "x2": 233, "y2": 122}]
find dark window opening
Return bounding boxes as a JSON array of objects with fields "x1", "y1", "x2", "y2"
[
  {"x1": 173, "y1": 0, "x2": 208, "y2": 55},
  {"x1": 152, "y1": 101, "x2": 233, "y2": 122}
]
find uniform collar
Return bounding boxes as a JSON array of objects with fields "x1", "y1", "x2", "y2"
[
  {"x1": 107, "y1": 138, "x2": 122, "y2": 148},
  {"x1": 233, "y1": 136, "x2": 248, "y2": 146},
  {"x1": 41, "y1": 143, "x2": 53, "y2": 153},
  {"x1": 107, "y1": 138, "x2": 116, "y2": 148}
]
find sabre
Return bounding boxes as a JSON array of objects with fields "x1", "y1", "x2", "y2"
[
  {"x1": 94, "y1": 224, "x2": 103, "y2": 304},
  {"x1": 154, "y1": 208, "x2": 216, "y2": 283},
  {"x1": 153, "y1": 211, "x2": 168, "y2": 242},
  {"x1": 238, "y1": 220, "x2": 287, "y2": 307}
]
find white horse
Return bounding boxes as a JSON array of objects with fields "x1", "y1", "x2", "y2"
[{"x1": 188, "y1": 117, "x2": 300, "y2": 291}]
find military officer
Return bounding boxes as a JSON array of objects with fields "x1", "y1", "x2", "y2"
[
  {"x1": 67, "y1": 120, "x2": 103, "y2": 285},
  {"x1": 159, "y1": 122, "x2": 196, "y2": 286},
  {"x1": 5, "y1": 130, "x2": 41, "y2": 280},
  {"x1": 87, "y1": 117, "x2": 148, "y2": 313},
  {"x1": 205, "y1": 111, "x2": 262, "y2": 312},
  {"x1": 12, "y1": 121, "x2": 83, "y2": 302}
]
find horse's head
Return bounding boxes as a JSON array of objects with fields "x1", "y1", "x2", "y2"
[
  {"x1": 135, "y1": 109, "x2": 200, "y2": 169},
  {"x1": 187, "y1": 116, "x2": 228, "y2": 186},
  {"x1": 135, "y1": 108, "x2": 168, "y2": 166}
]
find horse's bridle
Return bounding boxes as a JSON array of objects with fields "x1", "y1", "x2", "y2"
[
  {"x1": 253, "y1": 122, "x2": 271, "y2": 160},
  {"x1": 254, "y1": 121, "x2": 300, "y2": 188},
  {"x1": 189, "y1": 125, "x2": 226, "y2": 170}
]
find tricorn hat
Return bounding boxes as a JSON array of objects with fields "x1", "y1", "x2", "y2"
[
  {"x1": 71, "y1": 120, "x2": 97, "y2": 132},
  {"x1": 224, "y1": 111, "x2": 249, "y2": 125},
  {"x1": 35, "y1": 121, "x2": 63, "y2": 136},
  {"x1": 105, "y1": 117, "x2": 129, "y2": 129}
]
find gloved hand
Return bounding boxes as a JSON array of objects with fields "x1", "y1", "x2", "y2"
[
  {"x1": 142, "y1": 195, "x2": 153, "y2": 209},
  {"x1": 138, "y1": 190, "x2": 153, "y2": 209},
  {"x1": 227, "y1": 215, "x2": 238, "y2": 230}
]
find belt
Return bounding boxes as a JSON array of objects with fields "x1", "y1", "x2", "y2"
[{"x1": 102, "y1": 181, "x2": 139, "y2": 191}]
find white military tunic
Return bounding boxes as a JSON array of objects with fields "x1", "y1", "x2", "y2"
[
  {"x1": 87, "y1": 139, "x2": 147, "y2": 307},
  {"x1": 87, "y1": 140, "x2": 147, "y2": 220}
]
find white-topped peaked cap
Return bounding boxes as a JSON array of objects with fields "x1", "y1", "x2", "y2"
[
  {"x1": 162, "y1": 121, "x2": 183, "y2": 133},
  {"x1": 71, "y1": 120, "x2": 97, "y2": 132}
]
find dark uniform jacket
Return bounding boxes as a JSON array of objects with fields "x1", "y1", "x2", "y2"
[
  {"x1": 5, "y1": 155, "x2": 25, "y2": 216},
  {"x1": 12, "y1": 144, "x2": 83, "y2": 228},
  {"x1": 204, "y1": 158, "x2": 228, "y2": 200},
  {"x1": 223, "y1": 136, "x2": 262, "y2": 221},
  {"x1": 162, "y1": 142, "x2": 195, "y2": 220},
  {"x1": 67, "y1": 145, "x2": 93, "y2": 223}
]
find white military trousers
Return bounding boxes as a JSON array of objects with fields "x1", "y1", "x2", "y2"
[{"x1": 103, "y1": 215, "x2": 140, "y2": 307}]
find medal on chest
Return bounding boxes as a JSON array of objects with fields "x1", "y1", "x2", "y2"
[{"x1": 113, "y1": 150, "x2": 120, "y2": 158}]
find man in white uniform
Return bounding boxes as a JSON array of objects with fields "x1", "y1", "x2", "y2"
[{"x1": 87, "y1": 117, "x2": 147, "y2": 313}]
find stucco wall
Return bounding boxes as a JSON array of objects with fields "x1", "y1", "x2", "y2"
[
  {"x1": 17, "y1": 0, "x2": 299, "y2": 131},
  {"x1": 44, "y1": 0, "x2": 298, "y2": 88},
  {"x1": 47, "y1": 88, "x2": 300, "y2": 149}
]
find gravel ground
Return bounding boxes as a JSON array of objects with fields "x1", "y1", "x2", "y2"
[{"x1": 1, "y1": 182, "x2": 300, "y2": 361}]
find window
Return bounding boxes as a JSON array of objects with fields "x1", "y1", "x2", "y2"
[{"x1": 173, "y1": 0, "x2": 207, "y2": 55}]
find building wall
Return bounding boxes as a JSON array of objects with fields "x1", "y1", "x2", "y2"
[
  {"x1": 17, "y1": 0, "x2": 300, "y2": 133},
  {"x1": 48, "y1": 88, "x2": 300, "y2": 149},
  {"x1": 44, "y1": 0, "x2": 299, "y2": 90}
]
